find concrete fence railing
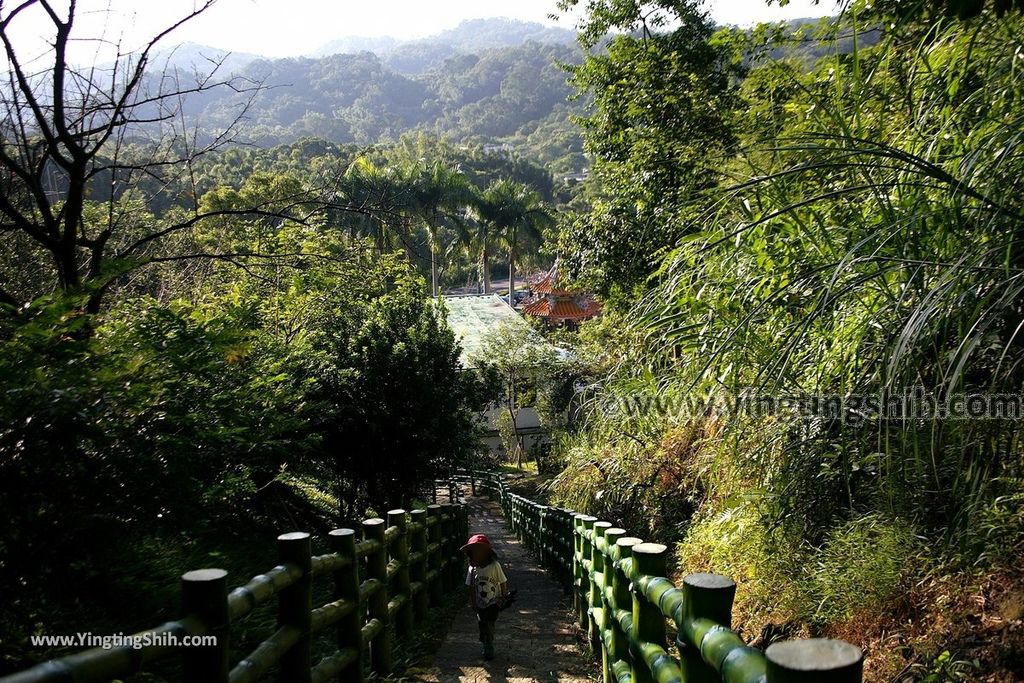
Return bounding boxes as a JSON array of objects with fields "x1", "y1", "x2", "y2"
[
  {"x1": 455, "y1": 469, "x2": 863, "y2": 683},
  {"x1": 1, "y1": 500, "x2": 469, "y2": 683}
]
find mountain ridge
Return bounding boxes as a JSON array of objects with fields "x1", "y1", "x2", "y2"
[{"x1": 311, "y1": 17, "x2": 577, "y2": 60}]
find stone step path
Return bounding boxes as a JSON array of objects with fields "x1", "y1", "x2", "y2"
[{"x1": 417, "y1": 496, "x2": 597, "y2": 683}]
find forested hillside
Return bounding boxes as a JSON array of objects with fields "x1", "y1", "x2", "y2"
[{"x1": 150, "y1": 19, "x2": 587, "y2": 173}]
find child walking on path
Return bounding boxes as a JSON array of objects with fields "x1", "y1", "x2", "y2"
[{"x1": 462, "y1": 533, "x2": 508, "y2": 660}]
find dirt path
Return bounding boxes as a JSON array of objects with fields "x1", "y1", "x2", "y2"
[{"x1": 417, "y1": 496, "x2": 596, "y2": 683}]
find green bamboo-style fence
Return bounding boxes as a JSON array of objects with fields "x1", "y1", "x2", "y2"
[
  {"x1": 456, "y1": 469, "x2": 864, "y2": 683},
  {"x1": 1, "y1": 500, "x2": 468, "y2": 683}
]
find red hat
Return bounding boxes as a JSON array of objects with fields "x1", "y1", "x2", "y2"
[{"x1": 461, "y1": 534, "x2": 491, "y2": 553}]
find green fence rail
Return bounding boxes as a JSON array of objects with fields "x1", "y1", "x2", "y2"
[
  {"x1": 456, "y1": 470, "x2": 863, "y2": 683},
  {"x1": 1, "y1": 498, "x2": 468, "y2": 683}
]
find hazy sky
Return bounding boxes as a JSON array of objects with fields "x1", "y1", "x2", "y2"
[{"x1": 6, "y1": 0, "x2": 836, "y2": 62}]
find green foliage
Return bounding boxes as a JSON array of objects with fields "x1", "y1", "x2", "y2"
[
  {"x1": 549, "y1": 2, "x2": 1024, "y2": 676},
  {"x1": 312, "y1": 269, "x2": 488, "y2": 514},
  {"x1": 0, "y1": 228, "x2": 487, "y2": 669},
  {"x1": 557, "y1": 1, "x2": 744, "y2": 295},
  {"x1": 472, "y1": 320, "x2": 570, "y2": 463},
  {"x1": 676, "y1": 502, "x2": 807, "y2": 625},
  {"x1": 913, "y1": 650, "x2": 981, "y2": 682},
  {"x1": 809, "y1": 514, "x2": 924, "y2": 624}
]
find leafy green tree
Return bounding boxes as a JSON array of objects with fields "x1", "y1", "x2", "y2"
[
  {"x1": 462, "y1": 188, "x2": 498, "y2": 293},
  {"x1": 555, "y1": 0, "x2": 742, "y2": 298},
  {"x1": 337, "y1": 156, "x2": 419, "y2": 255},
  {"x1": 309, "y1": 259, "x2": 490, "y2": 514},
  {"x1": 472, "y1": 321, "x2": 562, "y2": 468}
]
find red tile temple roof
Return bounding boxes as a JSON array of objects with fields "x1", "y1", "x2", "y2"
[
  {"x1": 528, "y1": 263, "x2": 572, "y2": 296},
  {"x1": 522, "y1": 296, "x2": 601, "y2": 321}
]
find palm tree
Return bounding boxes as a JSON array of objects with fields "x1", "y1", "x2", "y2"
[
  {"x1": 475, "y1": 180, "x2": 555, "y2": 306},
  {"x1": 462, "y1": 186, "x2": 497, "y2": 294},
  {"x1": 407, "y1": 160, "x2": 474, "y2": 296},
  {"x1": 337, "y1": 157, "x2": 417, "y2": 256}
]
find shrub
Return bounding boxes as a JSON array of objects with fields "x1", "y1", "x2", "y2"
[{"x1": 807, "y1": 513, "x2": 925, "y2": 625}]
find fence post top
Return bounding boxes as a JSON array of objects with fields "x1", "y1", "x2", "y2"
[
  {"x1": 594, "y1": 521, "x2": 613, "y2": 531},
  {"x1": 362, "y1": 518, "x2": 386, "y2": 527},
  {"x1": 329, "y1": 528, "x2": 356, "y2": 538},
  {"x1": 387, "y1": 508, "x2": 407, "y2": 516},
  {"x1": 632, "y1": 542, "x2": 667, "y2": 556},
  {"x1": 426, "y1": 504, "x2": 442, "y2": 511},
  {"x1": 277, "y1": 531, "x2": 310, "y2": 542},
  {"x1": 683, "y1": 572, "x2": 735, "y2": 591},
  {"x1": 766, "y1": 638, "x2": 863, "y2": 678},
  {"x1": 182, "y1": 568, "x2": 227, "y2": 583},
  {"x1": 615, "y1": 536, "x2": 643, "y2": 549},
  {"x1": 410, "y1": 508, "x2": 426, "y2": 516}
]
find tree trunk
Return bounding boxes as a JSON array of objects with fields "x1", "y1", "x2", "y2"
[
  {"x1": 481, "y1": 244, "x2": 491, "y2": 294},
  {"x1": 508, "y1": 244, "x2": 516, "y2": 307},
  {"x1": 430, "y1": 240, "x2": 438, "y2": 297}
]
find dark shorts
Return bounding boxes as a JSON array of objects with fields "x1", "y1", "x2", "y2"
[{"x1": 475, "y1": 604, "x2": 500, "y2": 643}]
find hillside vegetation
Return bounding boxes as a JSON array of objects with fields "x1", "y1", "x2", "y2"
[{"x1": 547, "y1": 0, "x2": 1024, "y2": 680}]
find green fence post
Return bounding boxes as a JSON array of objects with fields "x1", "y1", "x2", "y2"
[
  {"x1": 579, "y1": 515, "x2": 598, "y2": 649},
  {"x1": 676, "y1": 572, "x2": 737, "y2": 683},
  {"x1": 558, "y1": 508, "x2": 574, "y2": 588},
  {"x1": 518, "y1": 498, "x2": 525, "y2": 539},
  {"x1": 426, "y1": 504, "x2": 443, "y2": 606},
  {"x1": 612, "y1": 536, "x2": 642, "y2": 681},
  {"x1": 387, "y1": 510, "x2": 413, "y2": 638},
  {"x1": 453, "y1": 503, "x2": 465, "y2": 587},
  {"x1": 277, "y1": 532, "x2": 312, "y2": 683},
  {"x1": 593, "y1": 524, "x2": 606, "y2": 655},
  {"x1": 766, "y1": 639, "x2": 863, "y2": 683},
  {"x1": 572, "y1": 514, "x2": 588, "y2": 630},
  {"x1": 181, "y1": 568, "x2": 229, "y2": 683},
  {"x1": 601, "y1": 528, "x2": 626, "y2": 683},
  {"x1": 329, "y1": 529, "x2": 364, "y2": 682},
  {"x1": 538, "y1": 505, "x2": 549, "y2": 568},
  {"x1": 526, "y1": 501, "x2": 536, "y2": 551},
  {"x1": 591, "y1": 522, "x2": 612, "y2": 682},
  {"x1": 510, "y1": 496, "x2": 518, "y2": 536},
  {"x1": 631, "y1": 543, "x2": 667, "y2": 683},
  {"x1": 409, "y1": 509, "x2": 429, "y2": 624},
  {"x1": 363, "y1": 518, "x2": 392, "y2": 676},
  {"x1": 441, "y1": 503, "x2": 458, "y2": 591}
]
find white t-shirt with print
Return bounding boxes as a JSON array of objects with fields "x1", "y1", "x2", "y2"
[{"x1": 466, "y1": 560, "x2": 507, "y2": 609}]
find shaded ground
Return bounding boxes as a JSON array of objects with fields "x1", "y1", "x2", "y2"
[{"x1": 416, "y1": 496, "x2": 596, "y2": 683}]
